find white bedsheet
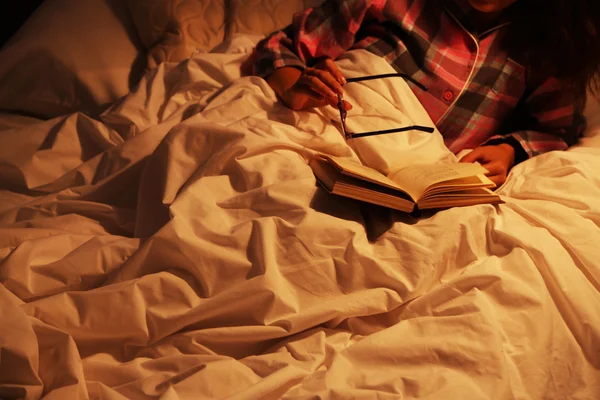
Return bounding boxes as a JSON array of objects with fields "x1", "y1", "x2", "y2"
[{"x1": 1, "y1": 36, "x2": 599, "y2": 400}]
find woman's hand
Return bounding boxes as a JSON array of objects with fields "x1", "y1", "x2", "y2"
[
  {"x1": 459, "y1": 143, "x2": 515, "y2": 187},
  {"x1": 266, "y1": 59, "x2": 352, "y2": 111}
]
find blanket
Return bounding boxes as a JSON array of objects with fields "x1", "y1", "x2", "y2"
[{"x1": 1, "y1": 35, "x2": 599, "y2": 400}]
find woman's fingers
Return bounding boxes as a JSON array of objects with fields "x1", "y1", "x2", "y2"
[
  {"x1": 287, "y1": 59, "x2": 352, "y2": 110},
  {"x1": 300, "y1": 68, "x2": 343, "y2": 97},
  {"x1": 320, "y1": 58, "x2": 347, "y2": 85},
  {"x1": 477, "y1": 162, "x2": 507, "y2": 187},
  {"x1": 293, "y1": 80, "x2": 338, "y2": 107},
  {"x1": 295, "y1": 71, "x2": 342, "y2": 107},
  {"x1": 297, "y1": 74, "x2": 335, "y2": 98},
  {"x1": 481, "y1": 161, "x2": 504, "y2": 176},
  {"x1": 311, "y1": 67, "x2": 345, "y2": 95},
  {"x1": 486, "y1": 174, "x2": 505, "y2": 187}
]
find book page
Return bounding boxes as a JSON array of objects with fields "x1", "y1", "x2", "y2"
[
  {"x1": 310, "y1": 155, "x2": 416, "y2": 211},
  {"x1": 317, "y1": 155, "x2": 414, "y2": 199},
  {"x1": 387, "y1": 162, "x2": 490, "y2": 200},
  {"x1": 420, "y1": 175, "x2": 495, "y2": 198}
]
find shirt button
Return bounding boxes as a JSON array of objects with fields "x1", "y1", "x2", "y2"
[{"x1": 443, "y1": 90, "x2": 454, "y2": 102}]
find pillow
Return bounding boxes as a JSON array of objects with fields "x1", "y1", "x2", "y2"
[
  {"x1": 0, "y1": 0, "x2": 143, "y2": 118},
  {"x1": 124, "y1": 0, "x2": 226, "y2": 70},
  {"x1": 227, "y1": 0, "x2": 324, "y2": 38}
]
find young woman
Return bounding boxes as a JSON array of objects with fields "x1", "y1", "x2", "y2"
[{"x1": 248, "y1": 0, "x2": 600, "y2": 185}]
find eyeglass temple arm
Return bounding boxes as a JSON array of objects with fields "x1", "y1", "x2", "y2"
[
  {"x1": 345, "y1": 73, "x2": 428, "y2": 91},
  {"x1": 348, "y1": 125, "x2": 435, "y2": 139}
]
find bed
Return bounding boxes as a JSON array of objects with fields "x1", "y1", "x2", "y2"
[{"x1": 1, "y1": 0, "x2": 599, "y2": 399}]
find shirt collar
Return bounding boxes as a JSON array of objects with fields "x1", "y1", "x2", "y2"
[{"x1": 441, "y1": 0, "x2": 513, "y2": 38}]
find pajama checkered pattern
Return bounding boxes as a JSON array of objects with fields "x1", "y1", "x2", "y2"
[{"x1": 251, "y1": 0, "x2": 585, "y2": 159}]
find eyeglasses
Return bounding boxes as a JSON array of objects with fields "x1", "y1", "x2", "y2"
[{"x1": 337, "y1": 73, "x2": 435, "y2": 140}]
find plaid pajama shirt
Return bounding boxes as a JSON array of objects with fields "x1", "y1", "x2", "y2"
[{"x1": 251, "y1": 0, "x2": 585, "y2": 160}]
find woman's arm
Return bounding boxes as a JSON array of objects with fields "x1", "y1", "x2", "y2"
[
  {"x1": 484, "y1": 77, "x2": 585, "y2": 158},
  {"x1": 252, "y1": 0, "x2": 388, "y2": 78},
  {"x1": 266, "y1": 61, "x2": 349, "y2": 110},
  {"x1": 250, "y1": 0, "x2": 391, "y2": 110},
  {"x1": 461, "y1": 76, "x2": 585, "y2": 186}
]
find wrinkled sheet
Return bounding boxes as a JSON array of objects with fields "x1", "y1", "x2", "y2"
[{"x1": 1, "y1": 35, "x2": 600, "y2": 400}]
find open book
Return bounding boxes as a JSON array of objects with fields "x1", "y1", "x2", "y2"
[{"x1": 310, "y1": 153, "x2": 502, "y2": 213}]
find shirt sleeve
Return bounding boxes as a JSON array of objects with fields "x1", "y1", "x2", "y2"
[
  {"x1": 483, "y1": 76, "x2": 586, "y2": 163},
  {"x1": 250, "y1": 0, "x2": 388, "y2": 78}
]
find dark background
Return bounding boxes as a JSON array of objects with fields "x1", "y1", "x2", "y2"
[{"x1": 0, "y1": 0, "x2": 45, "y2": 48}]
